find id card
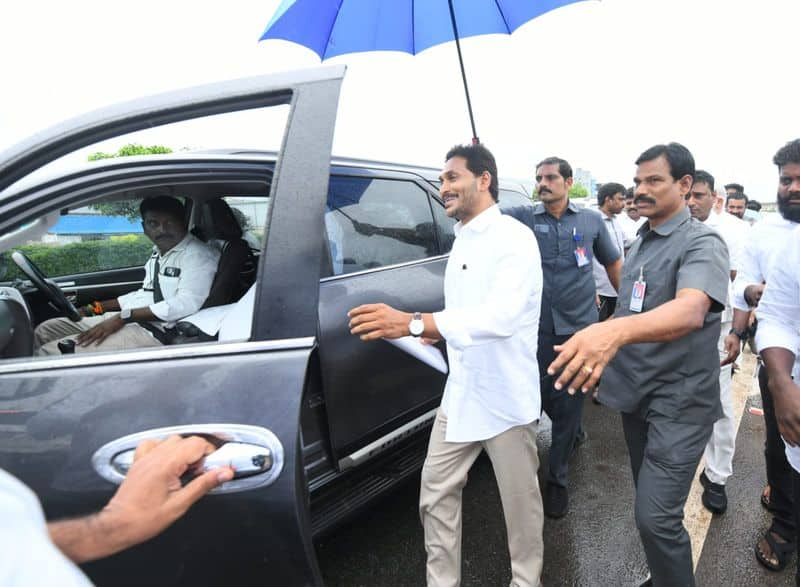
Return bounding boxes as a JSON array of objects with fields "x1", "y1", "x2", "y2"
[
  {"x1": 630, "y1": 279, "x2": 646, "y2": 312},
  {"x1": 574, "y1": 246, "x2": 590, "y2": 267}
]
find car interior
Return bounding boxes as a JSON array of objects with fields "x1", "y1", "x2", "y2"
[{"x1": 0, "y1": 179, "x2": 271, "y2": 360}]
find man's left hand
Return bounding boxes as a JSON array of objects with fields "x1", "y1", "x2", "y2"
[
  {"x1": 720, "y1": 333, "x2": 741, "y2": 366},
  {"x1": 547, "y1": 321, "x2": 624, "y2": 394},
  {"x1": 348, "y1": 303, "x2": 411, "y2": 341},
  {"x1": 76, "y1": 316, "x2": 124, "y2": 347}
]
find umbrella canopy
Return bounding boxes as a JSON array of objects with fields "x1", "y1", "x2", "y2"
[{"x1": 260, "y1": 0, "x2": 591, "y2": 142}]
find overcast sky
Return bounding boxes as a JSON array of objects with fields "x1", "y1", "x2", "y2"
[{"x1": 2, "y1": 0, "x2": 799, "y2": 200}]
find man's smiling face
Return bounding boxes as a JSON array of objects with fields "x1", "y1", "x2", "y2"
[{"x1": 439, "y1": 156, "x2": 490, "y2": 224}]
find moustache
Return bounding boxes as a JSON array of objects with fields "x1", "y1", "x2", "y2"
[{"x1": 634, "y1": 196, "x2": 656, "y2": 206}]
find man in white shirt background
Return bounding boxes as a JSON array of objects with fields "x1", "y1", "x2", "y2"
[
  {"x1": 593, "y1": 182, "x2": 628, "y2": 321},
  {"x1": 348, "y1": 143, "x2": 545, "y2": 587},
  {"x1": 618, "y1": 186, "x2": 646, "y2": 248},
  {"x1": 685, "y1": 169, "x2": 745, "y2": 515},
  {"x1": 732, "y1": 139, "x2": 800, "y2": 572},
  {"x1": 754, "y1": 224, "x2": 800, "y2": 581}
]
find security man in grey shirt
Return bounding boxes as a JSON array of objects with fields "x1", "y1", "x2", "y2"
[
  {"x1": 547, "y1": 143, "x2": 729, "y2": 587},
  {"x1": 506, "y1": 157, "x2": 622, "y2": 518}
]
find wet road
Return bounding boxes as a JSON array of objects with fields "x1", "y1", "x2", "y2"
[{"x1": 316, "y1": 350, "x2": 794, "y2": 586}]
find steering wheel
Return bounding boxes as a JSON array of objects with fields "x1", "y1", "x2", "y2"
[{"x1": 11, "y1": 251, "x2": 82, "y2": 322}]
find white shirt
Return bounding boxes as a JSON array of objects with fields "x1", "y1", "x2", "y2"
[
  {"x1": 731, "y1": 213, "x2": 797, "y2": 311},
  {"x1": 754, "y1": 225, "x2": 800, "y2": 472},
  {"x1": 183, "y1": 284, "x2": 256, "y2": 341},
  {"x1": 592, "y1": 212, "x2": 625, "y2": 297},
  {"x1": 703, "y1": 209, "x2": 746, "y2": 323},
  {"x1": 118, "y1": 233, "x2": 220, "y2": 323},
  {"x1": 432, "y1": 205, "x2": 543, "y2": 442},
  {"x1": 618, "y1": 213, "x2": 645, "y2": 248},
  {"x1": 1, "y1": 469, "x2": 92, "y2": 586}
]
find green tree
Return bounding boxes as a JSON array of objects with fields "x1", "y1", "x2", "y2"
[
  {"x1": 87, "y1": 144, "x2": 173, "y2": 219},
  {"x1": 569, "y1": 184, "x2": 589, "y2": 199}
]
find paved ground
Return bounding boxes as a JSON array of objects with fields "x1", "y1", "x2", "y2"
[{"x1": 317, "y1": 349, "x2": 796, "y2": 586}]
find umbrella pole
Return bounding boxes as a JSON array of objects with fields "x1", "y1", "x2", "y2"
[{"x1": 447, "y1": 0, "x2": 479, "y2": 144}]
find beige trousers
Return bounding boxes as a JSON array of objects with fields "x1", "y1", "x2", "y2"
[
  {"x1": 419, "y1": 409, "x2": 544, "y2": 587},
  {"x1": 35, "y1": 314, "x2": 162, "y2": 356}
]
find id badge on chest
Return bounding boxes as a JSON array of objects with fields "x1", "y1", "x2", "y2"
[
  {"x1": 574, "y1": 246, "x2": 590, "y2": 267},
  {"x1": 629, "y1": 266, "x2": 646, "y2": 313}
]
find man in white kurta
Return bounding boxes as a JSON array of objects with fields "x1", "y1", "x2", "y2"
[{"x1": 348, "y1": 143, "x2": 544, "y2": 587}]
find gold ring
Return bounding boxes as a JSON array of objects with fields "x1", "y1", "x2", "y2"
[{"x1": 582, "y1": 365, "x2": 594, "y2": 375}]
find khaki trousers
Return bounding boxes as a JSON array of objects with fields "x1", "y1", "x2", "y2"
[
  {"x1": 35, "y1": 314, "x2": 162, "y2": 356},
  {"x1": 419, "y1": 409, "x2": 544, "y2": 587}
]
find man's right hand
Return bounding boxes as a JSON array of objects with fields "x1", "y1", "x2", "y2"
[
  {"x1": 744, "y1": 284, "x2": 765, "y2": 307},
  {"x1": 771, "y1": 376, "x2": 800, "y2": 446}
]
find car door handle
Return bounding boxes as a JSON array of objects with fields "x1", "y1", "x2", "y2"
[{"x1": 92, "y1": 424, "x2": 284, "y2": 494}]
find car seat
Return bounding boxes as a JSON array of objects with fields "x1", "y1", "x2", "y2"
[
  {"x1": 194, "y1": 198, "x2": 256, "y2": 309},
  {"x1": 0, "y1": 293, "x2": 33, "y2": 358}
]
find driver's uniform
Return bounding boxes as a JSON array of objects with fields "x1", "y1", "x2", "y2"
[{"x1": 34, "y1": 233, "x2": 219, "y2": 355}]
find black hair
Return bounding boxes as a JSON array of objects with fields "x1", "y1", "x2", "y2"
[
  {"x1": 139, "y1": 196, "x2": 186, "y2": 222},
  {"x1": 773, "y1": 139, "x2": 800, "y2": 168},
  {"x1": 693, "y1": 169, "x2": 715, "y2": 191},
  {"x1": 724, "y1": 182, "x2": 744, "y2": 193},
  {"x1": 625, "y1": 186, "x2": 635, "y2": 199},
  {"x1": 535, "y1": 157, "x2": 573, "y2": 180},
  {"x1": 746, "y1": 200, "x2": 762, "y2": 211},
  {"x1": 445, "y1": 143, "x2": 499, "y2": 202},
  {"x1": 726, "y1": 191, "x2": 748, "y2": 204},
  {"x1": 634, "y1": 142, "x2": 695, "y2": 181},
  {"x1": 597, "y1": 182, "x2": 627, "y2": 207}
]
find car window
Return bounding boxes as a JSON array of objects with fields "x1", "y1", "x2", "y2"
[
  {"x1": 498, "y1": 189, "x2": 533, "y2": 211},
  {"x1": 222, "y1": 196, "x2": 270, "y2": 251},
  {"x1": 325, "y1": 177, "x2": 438, "y2": 276},
  {"x1": 430, "y1": 196, "x2": 455, "y2": 254},
  {"x1": 1, "y1": 205, "x2": 151, "y2": 280}
]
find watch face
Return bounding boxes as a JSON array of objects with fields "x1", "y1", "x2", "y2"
[{"x1": 409, "y1": 319, "x2": 424, "y2": 336}]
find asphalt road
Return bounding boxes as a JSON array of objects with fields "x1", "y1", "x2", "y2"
[{"x1": 316, "y1": 350, "x2": 795, "y2": 586}]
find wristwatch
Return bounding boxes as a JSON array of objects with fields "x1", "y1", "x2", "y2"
[
  {"x1": 408, "y1": 312, "x2": 424, "y2": 337},
  {"x1": 729, "y1": 326, "x2": 747, "y2": 341},
  {"x1": 120, "y1": 308, "x2": 134, "y2": 324}
]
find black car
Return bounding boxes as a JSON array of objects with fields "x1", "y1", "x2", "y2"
[{"x1": 0, "y1": 66, "x2": 532, "y2": 586}]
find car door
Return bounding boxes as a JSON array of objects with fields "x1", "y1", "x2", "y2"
[
  {"x1": 316, "y1": 168, "x2": 449, "y2": 465},
  {"x1": 0, "y1": 65, "x2": 344, "y2": 586}
]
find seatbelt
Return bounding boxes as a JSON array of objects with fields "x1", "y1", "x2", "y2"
[{"x1": 152, "y1": 257, "x2": 164, "y2": 303}]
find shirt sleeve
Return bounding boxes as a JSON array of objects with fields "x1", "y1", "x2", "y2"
[
  {"x1": 676, "y1": 228, "x2": 730, "y2": 313},
  {"x1": 756, "y1": 232, "x2": 800, "y2": 355},
  {"x1": 117, "y1": 255, "x2": 155, "y2": 311},
  {"x1": 591, "y1": 213, "x2": 621, "y2": 266},
  {"x1": 149, "y1": 243, "x2": 219, "y2": 322},
  {"x1": 432, "y1": 228, "x2": 542, "y2": 351},
  {"x1": 731, "y1": 227, "x2": 763, "y2": 310}
]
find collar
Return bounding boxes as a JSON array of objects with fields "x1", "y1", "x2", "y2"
[
  {"x1": 640, "y1": 206, "x2": 690, "y2": 237},
  {"x1": 454, "y1": 204, "x2": 501, "y2": 236},
  {"x1": 533, "y1": 199, "x2": 579, "y2": 216}
]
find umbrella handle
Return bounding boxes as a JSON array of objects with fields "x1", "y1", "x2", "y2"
[{"x1": 447, "y1": 0, "x2": 479, "y2": 144}]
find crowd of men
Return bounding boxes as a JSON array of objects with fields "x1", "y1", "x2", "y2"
[
  {"x1": 5, "y1": 138, "x2": 799, "y2": 586},
  {"x1": 350, "y1": 138, "x2": 800, "y2": 586}
]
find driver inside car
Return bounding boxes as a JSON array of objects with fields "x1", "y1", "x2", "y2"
[{"x1": 34, "y1": 196, "x2": 220, "y2": 355}]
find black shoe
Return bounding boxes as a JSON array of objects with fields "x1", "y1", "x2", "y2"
[
  {"x1": 543, "y1": 483, "x2": 568, "y2": 519},
  {"x1": 699, "y1": 469, "x2": 727, "y2": 514}
]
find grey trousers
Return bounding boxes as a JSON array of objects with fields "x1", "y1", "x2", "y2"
[
  {"x1": 35, "y1": 314, "x2": 162, "y2": 355},
  {"x1": 622, "y1": 411, "x2": 713, "y2": 587},
  {"x1": 419, "y1": 409, "x2": 544, "y2": 587}
]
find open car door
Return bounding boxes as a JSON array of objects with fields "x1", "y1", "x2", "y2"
[{"x1": 0, "y1": 65, "x2": 344, "y2": 586}]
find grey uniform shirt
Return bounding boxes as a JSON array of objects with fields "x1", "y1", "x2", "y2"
[
  {"x1": 599, "y1": 208, "x2": 730, "y2": 424},
  {"x1": 508, "y1": 202, "x2": 620, "y2": 335}
]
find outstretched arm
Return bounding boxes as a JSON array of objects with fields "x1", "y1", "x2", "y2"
[{"x1": 48, "y1": 436, "x2": 233, "y2": 563}]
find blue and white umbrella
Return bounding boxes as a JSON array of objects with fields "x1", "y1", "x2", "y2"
[{"x1": 261, "y1": 0, "x2": 591, "y2": 143}]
